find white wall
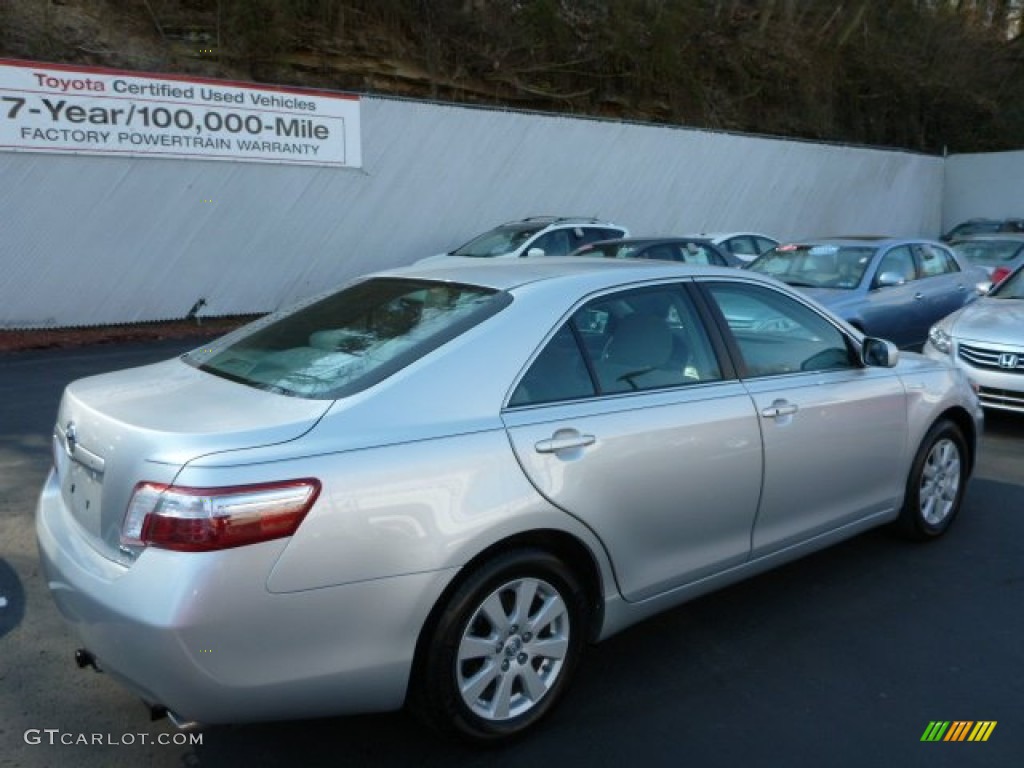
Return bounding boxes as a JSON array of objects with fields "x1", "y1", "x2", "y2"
[
  {"x1": 942, "y1": 149, "x2": 1024, "y2": 232},
  {"x1": 1, "y1": 96, "x2": 945, "y2": 328}
]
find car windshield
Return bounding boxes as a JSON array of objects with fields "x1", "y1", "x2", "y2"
[
  {"x1": 451, "y1": 224, "x2": 544, "y2": 257},
  {"x1": 748, "y1": 245, "x2": 875, "y2": 289},
  {"x1": 952, "y1": 240, "x2": 1024, "y2": 267},
  {"x1": 183, "y1": 278, "x2": 508, "y2": 398},
  {"x1": 990, "y1": 267, "x2": 1024, "y2": 299}
]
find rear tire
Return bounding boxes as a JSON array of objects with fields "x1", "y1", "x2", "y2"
[
  {"x1": 411, "y1": 549, "x2": 587, "y2": 743},
  {"x1": 897, "y1": 419, "x2": 967, "y2": 540}
]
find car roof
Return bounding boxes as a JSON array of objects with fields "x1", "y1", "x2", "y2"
[
  {"x1": 584, "y1": 236, "x2": 717, "y2": 246},
  {"x1": 698, "y1": 231, "x2": 777, "y2": 241},
  {"x1": 377, "y1": 255, "x2": 742, "y2": 292},
  {"x1": 499, "y1": 216, "x2": 623, "y2": 228},
  {"x1": 776, "y1": 236, "x2": 943, "y2": 248},
  {"x1": 950, "y1": 233, "x2": 1024, "y2": 243}
]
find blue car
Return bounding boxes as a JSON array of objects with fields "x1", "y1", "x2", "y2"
[{"x1": 747, "y1": 238, "x2": 988, "y2": 349}]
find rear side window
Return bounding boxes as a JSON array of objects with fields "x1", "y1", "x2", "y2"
[
  {"x1": 509, "y1": 284, "x2": 722, "y2": 406},
  {"x1": 915, "y1": 244, "x2": 959, "y2": 277},
  {"x1": 185, "y1": 278, "x2": 508, "y2": 399}
]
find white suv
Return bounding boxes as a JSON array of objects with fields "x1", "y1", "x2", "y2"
[{"x1": 433, "y1": 216, "x2": 629, "y2": 260}]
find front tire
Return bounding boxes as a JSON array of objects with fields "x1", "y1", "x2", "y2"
[
  {"x1": 898, "y1": 419, "x2": 967, "y2": 539},
  {"x1": 412, "y1": 549, "x2": 588, "y2": 742}
]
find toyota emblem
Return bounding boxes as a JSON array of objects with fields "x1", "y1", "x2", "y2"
[{"x1": 63, "y1": 421, "x2": 77, "y2": 456}]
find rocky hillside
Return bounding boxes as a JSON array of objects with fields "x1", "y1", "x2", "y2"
[{"x1": 2, "y1": 0, "x2": 1023, "y2": 153}]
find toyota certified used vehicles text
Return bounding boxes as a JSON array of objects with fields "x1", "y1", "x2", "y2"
[
  {"x1": 38, "y1": 259, "x2": 981, "y2": 742},
  {"x1": 925, "y1": 261, "x2": 1024, "y2": 413},
  {"x1": 747, "y1": 237, "x2": 987, "y2": 349}
]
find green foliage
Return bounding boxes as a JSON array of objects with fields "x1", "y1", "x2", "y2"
[{"x1": 10, "y1": 0, "x2": 1024, "y2": 151}]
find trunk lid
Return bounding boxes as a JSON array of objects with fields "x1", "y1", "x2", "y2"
[{"x1": 52, "y1": 357, "x2": 331, "y2": 565}]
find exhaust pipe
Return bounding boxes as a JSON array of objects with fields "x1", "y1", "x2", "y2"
[
  {"x1": 166, "y1": 710, "x2": 202, "y2": 732},
  {"x1": 74, "y1": 648, "x2": 101, "y2": 672},
  {"x1": 147, "y1": 702, "x2": 202, "y2": 731}
]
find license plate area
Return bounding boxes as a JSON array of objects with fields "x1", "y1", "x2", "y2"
[{"x1": 62, "y1": 459, "x2": 104, "y2": 536}]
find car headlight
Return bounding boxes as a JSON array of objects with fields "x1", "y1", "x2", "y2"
[{"x1": 928, "y1": 324, "x2": 953, "y2": 354}]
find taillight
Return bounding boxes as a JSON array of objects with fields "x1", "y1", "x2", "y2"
[
  {"x1": 991, "y1": 266, "x2": 1012, "y2": 285},
  {"x1": 121, "y1": 479, "x2": 321, "y2": 552}
]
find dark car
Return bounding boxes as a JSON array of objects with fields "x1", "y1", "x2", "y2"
[
  {"x1": 949, "y1": 234, "x2": 1024, "y2": 287},
  {"x1": 746, "y1": 237, "x2": 988, "y2": 349},
  {"x1": 941, "y1": 218, "x2": 1024, "y2": 242},
  {"x1": 570, "y1": 237, "x2": 739, "y2": 267}
]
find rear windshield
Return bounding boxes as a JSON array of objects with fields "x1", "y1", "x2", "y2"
[{"x1": 184, "y1": 278, "x2": 508, "y2": 399}]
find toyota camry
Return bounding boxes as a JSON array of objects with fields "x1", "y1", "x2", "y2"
[{"x1": 37, "y1": 258, "x2": 982, "y2": 742}]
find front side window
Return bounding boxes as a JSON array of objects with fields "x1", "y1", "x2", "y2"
[
  {"x1": 185, "y1": 278, "x2": 508, "y2": 399},
  {"x1": 705, "y1": 282, "x2": 856, "y2": 378},
  {"x1": 875, "y1": 246, "x2": 916, "y2": 286},
  {"x1": 530, "y1": 229, "x2": 574, "y2": 256},
  {"x1": 509, "y1": 284, "x2": 722, "y2": 406}
]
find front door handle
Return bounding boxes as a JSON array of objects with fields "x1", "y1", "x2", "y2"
[
  {"x1": 914, "y1": 292, "x2": 925, "y2": 300},
  {"x1": 760, "y1": 400, "x2": 798, "y2": 419},
  {"x1": 535, "y1": 431, "x2": 596, "y2": 454}
]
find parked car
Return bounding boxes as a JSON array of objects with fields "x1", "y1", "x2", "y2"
[
  {"x1": 941, "y1": 217, "x2": 1024, "y2": 242},
  {"x1": 925, "y1": 261, "x2": 1024, "y2": 413},
  {"x1": 746, "y1": 237, "x2": 988, "y2": 349},
  {"x1": 424, "y1": 216, "x2": 628, "y2": 261},
  {"x1": 569, "y1": 236, "x2": 737, "y2": 266},
  {"x1": 38, "y1": 258, "x2": 981, "y2": 742},
  {"x1": 949, "y1": 233, "x2": 1024, "y2": 287},
  {"x1": 692, "y1": 232, "x2": 779, "y2": 263}
]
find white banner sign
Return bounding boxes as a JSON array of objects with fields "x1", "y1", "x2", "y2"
[{"x1": 0, "y1": 59, "x2": 361, "y2": 167}]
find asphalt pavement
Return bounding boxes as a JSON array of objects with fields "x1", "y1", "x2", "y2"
[{"x1": 1, "y1": 340, "x2": 1021, "y2": 768}]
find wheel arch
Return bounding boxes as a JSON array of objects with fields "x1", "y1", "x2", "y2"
[
  {"x1": 935, "y1": 405, "x2": 978, "y2": 474},
  {"x1": 407, "y1": 529, "x2": 605, "y2": 704}
]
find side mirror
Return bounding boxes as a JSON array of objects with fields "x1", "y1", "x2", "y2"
[
  {"x1": 862, "y1": 337, "x2": 899, "y2": 368},
  {"x1": 525, "y1": 247, "x2": 545, "y2": 258},
  {"x1": 874, "y1": 271, "x2": 906, "y2": 289}
]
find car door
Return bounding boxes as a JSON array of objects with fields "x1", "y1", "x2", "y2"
[
  {"x1": 698, "y1": 279, "x2": 908, "y2": 557},
  {"x1": 502, "y1": 282, "x2": 763, "y2": 602},
  {"x1": 859, "y1": 245, "x2": 929, "y2": 348}
]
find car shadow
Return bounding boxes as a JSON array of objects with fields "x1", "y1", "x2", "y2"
[{"x1": 0, "y1": 558, "x2": 26, "y2": 640}]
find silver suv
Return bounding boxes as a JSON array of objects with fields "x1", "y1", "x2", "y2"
[{"x1": 438, "y1": 216, "x2": 629, "y2": 259}]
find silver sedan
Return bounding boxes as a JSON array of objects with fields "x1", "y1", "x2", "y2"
[
  {"x1": 37, "y1": 258, "x2": 982, "y2": 742},
  {"x1": 925, "y1": 262, "x2": 1024, "y2": 413}
]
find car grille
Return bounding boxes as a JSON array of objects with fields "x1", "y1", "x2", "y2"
[
  {"x1": 977, "y1": 387, "x2": 1024, "y2": 412},
  {"x1": 958, "y1": 343, "x2": 1024, "y2": 374}
]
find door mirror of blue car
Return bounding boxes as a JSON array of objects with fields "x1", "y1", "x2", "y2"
[{"x1": 875, "y1": 271, "x2": 907, "y2": 288}]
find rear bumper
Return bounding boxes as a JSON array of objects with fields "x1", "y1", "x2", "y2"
[{"x1": 35, "y1": 468, "x2": 457, "y2": 724}]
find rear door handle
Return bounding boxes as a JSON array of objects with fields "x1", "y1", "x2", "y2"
[
  {"x1": 760, "y1": 400, "x2": 798, "y2": 419},
  {"x1": 914, "y1": 292, "x2": 925, "y2": 300},
  {"x1": 535, "y1": 432, "x2": 596, "y2": 453}
]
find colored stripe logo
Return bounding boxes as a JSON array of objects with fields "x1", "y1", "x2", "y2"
[{"x1": 921, "y1": 721, "x2": 996, "y2": 742}]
